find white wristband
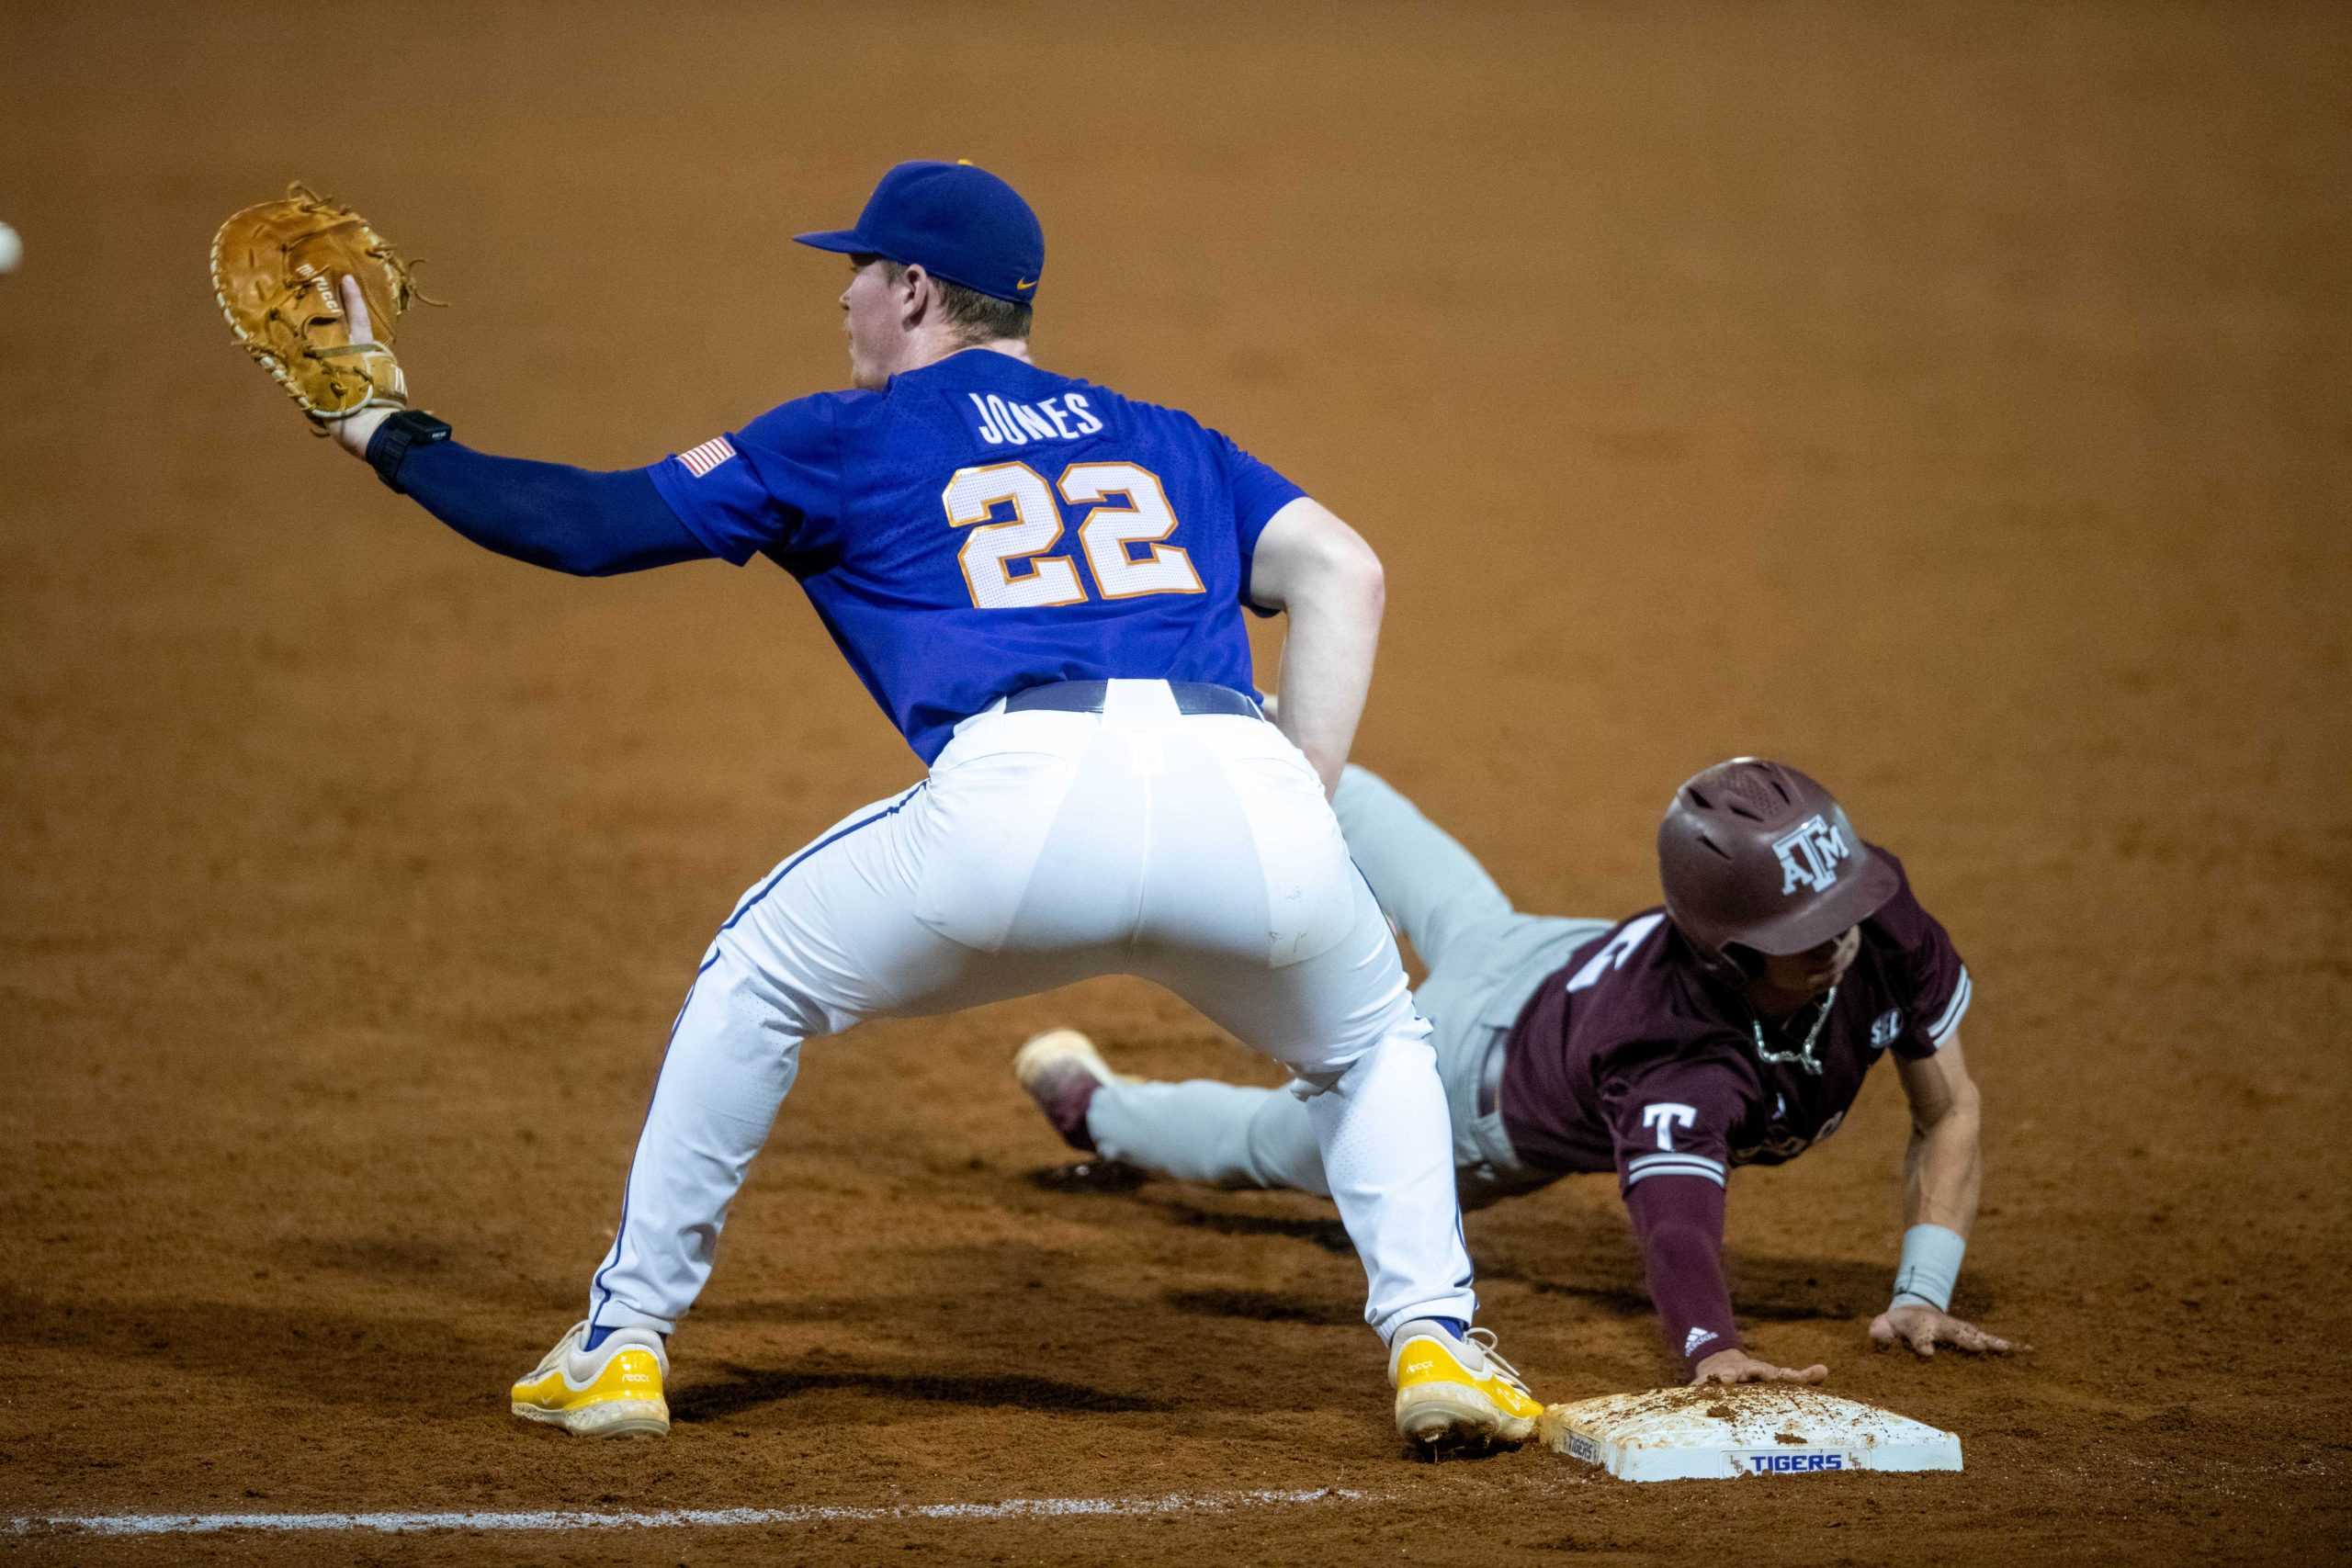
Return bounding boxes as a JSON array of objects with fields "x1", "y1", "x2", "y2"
[{"x1": 1890, "y1": 1224, "x2": 1966, "y2": 1313}]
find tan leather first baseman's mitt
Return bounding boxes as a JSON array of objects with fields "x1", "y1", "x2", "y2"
[{"x1": 211, "y1": 183, "x2": 439, "y2": 431}]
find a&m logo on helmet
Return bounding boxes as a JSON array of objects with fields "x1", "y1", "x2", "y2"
[{"x1": 1771, "y1": 814, "x2": 1852, "y2": 896}]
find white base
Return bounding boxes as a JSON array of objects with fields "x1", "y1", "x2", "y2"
[{"x1": 1539, "y1": 1386, "x2": 1962, "y2": 1483}]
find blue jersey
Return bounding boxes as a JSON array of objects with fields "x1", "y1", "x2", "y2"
[{"x1": 646, "y1": 351, "x2": 1304, "y2": 762}]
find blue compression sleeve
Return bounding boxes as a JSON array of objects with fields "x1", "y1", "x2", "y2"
[{"x1": 388, "y1": 439, "x2": 716, "y2": 576}]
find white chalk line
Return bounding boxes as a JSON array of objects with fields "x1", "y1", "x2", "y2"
[{"x1": 7, "y1": 1486, "x2": 1384, "y2": 1538}]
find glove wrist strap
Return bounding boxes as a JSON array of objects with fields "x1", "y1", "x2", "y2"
[{"x1": 368, "y1": 410, "x2": 453, "y2": 492}]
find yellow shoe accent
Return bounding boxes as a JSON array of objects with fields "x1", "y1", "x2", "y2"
[
  {"x1": 510, "y1": 1320, "x2": 671, "y2": 1438},
  {"x1": 1389, "y1": 1324, "x2": 1544, "y2": 1448}
]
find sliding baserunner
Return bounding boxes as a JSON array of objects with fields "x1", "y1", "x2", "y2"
[{"x1": 1017, "y1": 759, "x2": 2021, "y2": 1383}]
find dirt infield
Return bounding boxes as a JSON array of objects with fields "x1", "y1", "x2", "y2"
[{"x1": 3, "y1": 3, "x2": 2346, "y2": 1563}]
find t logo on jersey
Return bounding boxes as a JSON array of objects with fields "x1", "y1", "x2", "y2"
[
  {"x1": 1871, "y1": 1009, "x2": 1903, "y2": 1048},
  {"x1": 1772, "y1": 814, "x2": 1852, "y2": 896},
  {"x1": 1642, "y1": 1102, "x2": 1698, "y2": 1152}
]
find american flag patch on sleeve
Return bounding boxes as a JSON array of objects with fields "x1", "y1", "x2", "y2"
[{"x1": 679, "y1": 435, "x2": 737, "y2": 478}]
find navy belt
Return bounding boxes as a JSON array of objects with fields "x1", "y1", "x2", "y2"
[{"x1": 1002, "y1": 681, "x2": 1262, "y2": 719}]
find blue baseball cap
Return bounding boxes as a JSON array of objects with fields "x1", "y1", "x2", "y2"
[{"x1": 794, "y1": 161, "x2": 1045, "y2": 305}]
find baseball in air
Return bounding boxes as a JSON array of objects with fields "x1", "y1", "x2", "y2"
[{"x1": 0, "y1": 223, "x2": 20, "y2": 275}]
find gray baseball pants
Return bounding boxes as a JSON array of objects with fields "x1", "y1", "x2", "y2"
[{"x1": 1086, "y1": 765, "x2": 1610, "y2": 1208}]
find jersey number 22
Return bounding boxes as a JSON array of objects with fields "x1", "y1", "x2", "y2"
[{"x1": 943, "y1": 461, "x2": 1204, "y2": 609}]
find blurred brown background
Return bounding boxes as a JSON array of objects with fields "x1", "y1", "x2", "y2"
[{"x1": 2, "y1": 4, "x2": 2346, "y2": 1562}]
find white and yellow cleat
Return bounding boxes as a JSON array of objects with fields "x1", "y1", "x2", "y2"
[
  {"x1": 1388, "y1": 1319, "x2": 1544, "y2": 1450},
  {"x1": 510, "y1": 1319, "x2": 671, "y2": 1438}
]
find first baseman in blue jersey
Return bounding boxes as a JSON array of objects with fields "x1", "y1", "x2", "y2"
[
  {"x1": 318, "y1": 161, "x2": 1547, "y2": 1450},
  {"x1": 646, "y1": 351, "x2": 1303, "y2": 761}
]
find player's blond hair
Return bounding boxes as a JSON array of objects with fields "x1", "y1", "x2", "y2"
[{"x1": 876, "y1": 258, "x2": 1032, "y2": 345}]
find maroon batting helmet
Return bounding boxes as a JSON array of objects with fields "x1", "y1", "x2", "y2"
[{"x1": 1657, "y1": 758, "x2": 1899, "y2": 961}]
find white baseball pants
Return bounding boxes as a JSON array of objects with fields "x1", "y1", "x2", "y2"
[
  {"x1": 583, "y1": 681, "x2": 1475, "y2": 1345},
  {"x1": 1086, "y1": 764, "x2": 1608, "y2": 1205}
]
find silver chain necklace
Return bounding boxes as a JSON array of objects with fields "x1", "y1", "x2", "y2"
[{"x1": 1750, "y1": 985, "x2": 1837, "y2": 1076}]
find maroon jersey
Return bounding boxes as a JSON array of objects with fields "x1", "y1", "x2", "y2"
[
  {"x1": 1499, "y1": 848, "x2": 1968, "y2": 1182},
  {"x1": 1495, "y1": 849, "x2": 1971, "y2": 1369}
]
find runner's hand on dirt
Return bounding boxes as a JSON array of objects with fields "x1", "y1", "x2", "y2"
[
  {"x1": 1869, "y1": 1303, "x2": 2024, "y2": 1358},
  {"x1": 1690, "y1": 1348, "x2": 1829, "y2": 1386},
  {"x1": 330, "y1": 276, "x2": 398, "y2": 460}
]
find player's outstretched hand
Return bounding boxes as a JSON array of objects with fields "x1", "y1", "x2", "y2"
[
  {"x1": 1869, "y1": 1303, "x2": 2026, "y2": 1359},
  {"x1": 1690, "y1": 1348, "x2": 1829, "y2": 1387},
  {"x1": 330, "y1": 275, "x2": 399, "y2": 460}
]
